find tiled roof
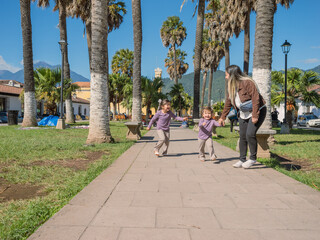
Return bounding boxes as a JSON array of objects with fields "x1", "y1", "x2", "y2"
[
  {"x1": 72, "y1": 96, "x2": 90, "y2": 104},
  {"x1": 73, "y1": 82, "x2": 90, "y2": 88},
  {"x1": 0, "y1": 85, "x2": 23, "y2": 95},
  {"x1": 0, "y1": 80, "x2": 24, "y2": 86},
  {"x1": 308, "y1": 84, "x2": 320, "y2": 93}
]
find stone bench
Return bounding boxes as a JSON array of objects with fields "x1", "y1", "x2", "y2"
[
  {"x1": 233, "y1": 126, "x2": 276, "y2": 158},
  {"x1": 125, "y1": 121, "x2": 142, "y2": 140}
]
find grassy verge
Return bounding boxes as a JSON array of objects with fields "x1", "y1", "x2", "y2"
[
  {"x1": 212, "y1": 125, "x2": 320, "y2": 191},
  {"x1": 0, "y1": 121, "x2": 146, "y2": 239}
]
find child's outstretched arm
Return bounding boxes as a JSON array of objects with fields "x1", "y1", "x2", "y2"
[
  {"x1": 147, "y1": 112, "x2": 159, "y2": 130},
  {"x1": 169, "y1": 111, "x2": 188, "y2": 121}
]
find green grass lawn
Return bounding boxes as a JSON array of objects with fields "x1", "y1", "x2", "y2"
[
  {"x1": 213, "y1": 125, "x2": 320, "y2": 191},
  {"x1": 0, "y1": 121, "x2": 145, "y2": 239}
]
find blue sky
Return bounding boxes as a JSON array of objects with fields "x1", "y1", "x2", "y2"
[{"x1": 0, "y1": 0, "x2": 319, "y2": 80}]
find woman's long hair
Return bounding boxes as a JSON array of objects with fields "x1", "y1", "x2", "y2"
[{"x1": 226, "y1": 65, "x2": 258, "y2": 105}]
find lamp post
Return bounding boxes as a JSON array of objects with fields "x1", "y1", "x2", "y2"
[
  {"x1": 56, "y1": 40, "x2": 67, "y2": 129},
  {"x1": 280, "y1": 40, "x2": 291, "y2": 134}
]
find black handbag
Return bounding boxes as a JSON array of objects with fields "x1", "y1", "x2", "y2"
[{"x1": 227, "y1": 107, "x2": 237, "y2": 120}]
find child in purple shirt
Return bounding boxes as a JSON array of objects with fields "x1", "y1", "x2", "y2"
[
  {"x1": 198, "y1": 106, "x2": 220, "y2": 162},
  {"x1": 147, "y1": 99, "x2": 188, "y2": 156}
]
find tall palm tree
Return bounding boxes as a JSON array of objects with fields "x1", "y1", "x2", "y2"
[
  {"x1": 193, "y1": 0, "x2": 206, "y2": 118},
  {"x1": 200, "y1": 29, "x2": 210, "y2": 110},
  {"x1": 20, "y1": 0, "x2": 37, "y2": 127},
  {"x1": 86, "y1": 0, "x2": 113, "y2": 143},
  {"x1": 131, "y1": 0, "x2": 142, "y2": 123},
  {"x1": 252, "y1": 0, "x2": 294, "y2": 129},
  {"x1": 37, "y1": 0, "x2": 75, "y2": 123},
  {"x1": 164, "y1": 49, "x2": 189, "y2": 82},
  {"x1": 68, "y1": 0, "x2": 126, "y2": 68},
  {"x1": 160, "y1": 16, "x2": 187, "y2": 84},
  {"x1": 111, "y1": 48, "x2": 134, "y2": 78}
]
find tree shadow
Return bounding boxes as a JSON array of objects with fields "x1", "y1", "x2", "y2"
[
  {"x1": 270, "y1": 153, "x2": 302, "y2": 171},
  {"x1": 276, "y1": 139, "x2": 320, "y2": 146}
]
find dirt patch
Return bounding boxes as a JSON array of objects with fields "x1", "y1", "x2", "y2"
[
  {"x1": 0, "y1": 178, "x2": 44, "y2": 203},
  {"x1": 271, "y1": 153, "x2": 320, "y2": 172},
  {"x1": 30, "y1": 151, "x2": 107, "y2": 171}
]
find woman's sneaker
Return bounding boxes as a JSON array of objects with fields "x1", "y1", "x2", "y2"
[
  {"x1": 242, "y1": 159, "x2": 256, "y2": 169},
  {"x1": 232, "y1": 160, "x2": 243, "y2": 168}
]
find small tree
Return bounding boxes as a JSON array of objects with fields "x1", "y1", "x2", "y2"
[{"x1": 169, "y1": 83, "x2": 191, "y2": 116}]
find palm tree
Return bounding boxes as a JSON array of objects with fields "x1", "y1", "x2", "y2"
[
  {"x1": 160, "y1": 16, "x2": 187, "y2": 84},
  {"x1": 141, "y1": 77, "x2": 166, "y2": 123},
  {"x1": 252, "y1": 0, "x2": 294, "y2": 129},
  {"x1": 164, "y1": 49, "x2": 189, "y2": 82},
  {"x1": 68, "y1": 0, "x2": 127, "y2": 68},
  {"x1": 131, "y1": 0, "x2": 142, "y2": 123},
  {"x1": 169, "y1": 84, "x2": 192, "y2": 116},
  {"x1": 111, "y1": 48, "x2": 134, "y2": 78},
  {"x1": 20, "y1": 0, "x2": 37, "y2": 127},
  {"x1": 271, "y1": 69, "x2": 320, "y2": 128},
  {"x1": 86, "y1": 0, "x2": 113, "y2": 144},
  {"x1": 37, "y1": 0, "x2": 75, "y2": 123}
]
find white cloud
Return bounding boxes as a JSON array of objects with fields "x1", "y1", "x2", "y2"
[
  {"x1": 311, "y1": 46, "x2": 320, "y2": 49},
  {"x1": 302, "y1": 58, "x2": 320, "y2": 64},
  {"x1": 0, "y1": 56, "x2": 21, "y2": 73}
]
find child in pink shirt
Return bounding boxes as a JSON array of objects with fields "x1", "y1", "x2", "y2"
[{"x1": 198, "y1": 106, "x2": 220, "y2": 162}]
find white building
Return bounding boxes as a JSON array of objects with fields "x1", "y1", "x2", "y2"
[{"x1": 0, "y1": 80, "x2": 23, "y2": 114}]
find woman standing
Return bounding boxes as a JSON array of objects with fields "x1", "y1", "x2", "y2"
[{"x1": 219, "y1": 65, "x2": 266, "y2": 169}]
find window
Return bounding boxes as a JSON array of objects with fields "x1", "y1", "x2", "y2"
[
  {"x1": 84, "y1": 108, "x2": 87, "y2": 115},
  {"x1": 78, "y1": 105, "x2": 82, "y2": 115},
  {"x1": 0, "y1": 98, "x2": 5, "y2": 111}
]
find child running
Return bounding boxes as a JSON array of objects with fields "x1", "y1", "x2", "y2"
[
  {"x1": 147, "y1": 99, "x2": 188, "y2": 156},
  {"x1": 198, "y1": 106, "x2": 220, "y2": 162}
]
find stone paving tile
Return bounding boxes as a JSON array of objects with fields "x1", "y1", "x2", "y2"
[
  {"x1": 200, "y1": 183, "x2": 247, "y2": 194},
  {"x1": 213, "y1": 208, "x2": 286, "y2": 230},
  {"x1": 91, "y1": 207, "x2": 156, "y2": 228},
  {"x1": 159, "y1": 182, "x2": 202, "y2": 193},
  {"x1": 120, "y1": 173, "x2": 142, "y2": 183},
  {"x1": 182, "y1": 192, "x2": 236, "y2": 208},
  {"x1": 114, "y1": 181, "x2": 159, "y2": 192},
  {"x1": 280, "y1": 182, "x2": 320, "y2": 195},
  {"x1": 178, "y1": 173, "x2": 218, "y2": 183},
  {"x1": 79, "y1": 227, "x2": 120, "y2": 240},
  {"x1": 104, "y1": 191, "x2": 135, "y2": 207},
  {"x1": 160, "y1": 167, "x2": 195, "y2": 175},
  {"x1": 45, "y1": 205, "x2": 99, "y2": 226},
  {"x1": 28, "y1": 226, "x2": 85, "y2": 240},
  {"x1": 128, "y1": 167, "x2": 161, "y2": 174},
  {"x1": 141, "y1": 173, "x2": 179, "y2": 183},
  {"x1": 240, "y1": 183, "x2": 288, "y2": 194},
  {"x1": 131, "y1": 192, "x2": 183, "y2": 207},
  {"x1": 229, "y1": 193, "x2": 290, "y2": 209},
  {"x1": 275, "y1": 193, "x2": 318, "y2": 210},
  {"x1": 118, "y1": 228, "x2": 190, "y2": 240},
  {"x1": 267, "y1": 209, "x2": 320, "y2": 229},
  {"x1": 299, "y1": 194, "x2": 320, "y2": 209},
  {"x1": 189, "y1": 229, "x2": 262, "y2": 240},
  {"x1": 214, "y1": 175, "x2": 254, "y2": 184},
  {"x1": 259, "y1": 229, "x2": 320, "y2": 240},
  {"x1": 157, "y1": 207, "x2": 220, "y2": 229}
]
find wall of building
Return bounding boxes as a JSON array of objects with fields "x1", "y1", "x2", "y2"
[{"x1": 0, "y1": 95, "x2": 22, "y2": 114}]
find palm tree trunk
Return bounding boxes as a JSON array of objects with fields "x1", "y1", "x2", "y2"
[
  {"x1": 58, "y1": 2, "x2": 74, "y2": 124},
  {"x1": 200, "y1": 70, "x2": 207, "y2": 110},
  {"x1": 224, "y1": 40, "x2": 230, "y2": 99},
  {"x1": 173, "y1": 44, "x2": 178, "y2": 84},
  {"x1": 112, "y1": 101, "x2": 117, "y2": 120},
  {"x1": 20, "y1": 0, "x2": 37, "y2": 127},
  {"x1": 85, "y1": 20, "x2": 92, "y2": 69},
  {"x1": 193, "y1": 0, "x2": 205, "y2": 119},
  {"x1": 243, "y1": 10, "x2": 250, "y2": 75},
  {"x1": 87, "y1": 0, "x2": 113, "y2": 143},
  {"x1": 252, "y1": 0, "x2": 275, "y2": 129},
  {"x1": 131, "y1": 0, "x2": 142, "y2": 123},
  {"x1": 208, "y1": 66, "x2": 214, "y2": 107}
]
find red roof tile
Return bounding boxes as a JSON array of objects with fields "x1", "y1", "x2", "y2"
[
  {"x1": 73, "y1": 82, "x2": 90, "y2": 88},
  {"x1": 0, "y1": 85, "x2": 23, "y2": 95},
  {"x1": 72, "y1": 96, "x2": 90, "y2": 104}
]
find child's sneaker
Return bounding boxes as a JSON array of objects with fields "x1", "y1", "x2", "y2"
[
  {"x1": 154, "y1": 150, "x2": 160, "y2": 157},
  {"x1": 232, "y1": 160, "x2": 243, "y2": 168},
  {"x1": 211, "y1": 155, "x2": 219, "y2": 163},
  {"x1": 242, "y1": 159, "x2": 256, "y2": 169},
  {"x1": 199, "y1": 157, "x2": 206, "y2": 162}
]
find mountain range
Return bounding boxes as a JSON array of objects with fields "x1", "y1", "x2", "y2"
[
  {"x1": 0, "y1": 61, "x2": 90, "y2": 83},
  {"x1": 1, "y1": 61, "x2": 319, "y2": 104}
]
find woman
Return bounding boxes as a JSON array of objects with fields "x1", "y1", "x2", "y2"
[{"x1": 219, "y1": 65, "x2": 266, "y2": 169}]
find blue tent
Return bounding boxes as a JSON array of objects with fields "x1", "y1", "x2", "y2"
[{"x1": 38, "y1": 115, "x2": 59, "y2": 126}]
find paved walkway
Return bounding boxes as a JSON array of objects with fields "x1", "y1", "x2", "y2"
[{"x1": 29, "y1": 125, "x2": 320, "y2": 240}]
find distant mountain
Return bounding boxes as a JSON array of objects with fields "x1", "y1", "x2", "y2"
[
  {"x1": 308, "y1": 65, "x2": 320, "y2": 75},
  {"x1": 0, "y1": 61, "x2": 90, "y2": 83},
  {"x1": 162, "y1": 70, "x2": 226, "y2": 104}
]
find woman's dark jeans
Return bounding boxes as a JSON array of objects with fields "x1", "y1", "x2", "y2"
[{"x1": 239, "y1": 107, "x2": 266, "y2": 162}]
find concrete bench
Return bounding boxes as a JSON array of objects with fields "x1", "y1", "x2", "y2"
[
  {"x1": 125, "y1": 121, "x2": 142, "y2": 140},
  {"x1": 193, "y1": 119, "x2": 200, "y2": 132},
  {"x1": 233, "y1": 126, "x2": 276, "y2": 158}
]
